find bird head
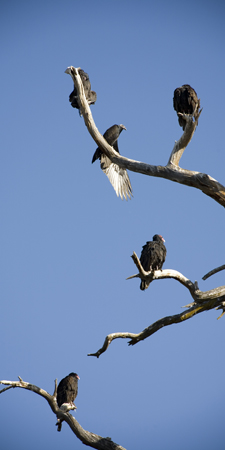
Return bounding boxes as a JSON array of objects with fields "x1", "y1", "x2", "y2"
[
  {"x1": 153, "y1": 234, "x2": 165, "y2": 243},
  {"x1": 69, "y1": 372, "x2": 80, "y2": 380}
]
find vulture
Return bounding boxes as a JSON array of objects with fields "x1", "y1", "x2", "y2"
[
  {"x1": 92, "y1": 124, "x2": 133, "y2": 200},
  {"x1": 65, "y1": 66, "x2": 97, "y2": 110},
  {"x1": 56, "y1": 372, "x2": 80, "y2": 431},
  {"x1": 173, "y1": 84, "x2": 200, "y2": 130},
  {"x1": 140, "y1": 234, "x2": 167, "y2": 291}
]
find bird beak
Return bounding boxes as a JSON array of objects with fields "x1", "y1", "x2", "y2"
[
  {"x1": 77, "y1": 375, "x2": 80, "y2": 380},
  {"x1": 120, "y1": 124, "x2": 127, "y2": 131}
]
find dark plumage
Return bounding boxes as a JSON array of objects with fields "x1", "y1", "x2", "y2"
[
  {"x1": 65, "y1": 67, "x2": 97, "y2": 110},
  {"x1": 92, "y1": 124, "x2": 132, "y2": 200},
  {"x1": 57, "y1": 372, "x2": 79, "y2": 407},
  {"x1": 140, "y1": 234, "x2": 167, "y2": 291},
  {"x1": 56, "y1": 372, "x2": 79, "y2": 431},
  {"x1": 173, "y1": 84, "x2": 200, "y2": 130}
]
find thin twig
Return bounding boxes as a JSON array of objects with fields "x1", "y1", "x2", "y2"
[
  {"x1": 0, "y1": 385, "x2": 13, "y2": 394},
  {"x1": 202, "y1": 264, "x2": 225, "y2": 280}
]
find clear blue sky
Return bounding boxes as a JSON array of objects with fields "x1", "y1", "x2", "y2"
[{"x1": 1, "y1": 1, "x2": 225, "y2": 449}]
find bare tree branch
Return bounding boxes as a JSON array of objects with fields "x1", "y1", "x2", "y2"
[
  {"x1": 65, "y1": 66, "x2": 225, "y2": 208},
  {"x1": 215, "y1": 301, "x2": 225, "y2": 320},
  {"x1": 0, "y1": 377, "x2": 126, "y2": 450},
  {"x1": 168, "y1": 106, "x2": 202, "y2": 166},
  {"x1": 0, "y1": 385, "x2": 14, "y2": 394},
  {"x1": 129, "y1": 252, "x2": 225, "y2": 301},
  {"x1": 88, "y1": 255, "x2": 225, "y2": 358},
  {"x1": 202, "y1": 264, "x2": 225, "y2": 280},
  {"x1": 88, "y1": 297, "x2": 225, "y2": 358}
]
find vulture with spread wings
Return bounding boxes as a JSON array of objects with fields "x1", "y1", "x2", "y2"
[{"x1": 92, "y1": 124, "x2": 133, "y2": 201}]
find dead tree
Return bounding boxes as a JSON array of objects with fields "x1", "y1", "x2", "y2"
[
  {"x1": 1, "y1": 67, "x2": 224, "y2": 448},
  {"x1": 63, "y1": 67, "x2": 225, "y2": 358}
]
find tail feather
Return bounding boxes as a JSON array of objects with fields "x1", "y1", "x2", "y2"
[{"x1": 92, "y1": 148, "x2": 102, "y2": 163}]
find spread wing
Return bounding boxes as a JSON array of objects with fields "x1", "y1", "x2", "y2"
[
  {"x1": 101, "y1": 158, "x2": 132, "y2": 200},
  {"x1": 92, "y1": 124, "x2": 132, "y2": 200}
]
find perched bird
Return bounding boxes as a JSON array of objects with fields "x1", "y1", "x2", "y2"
[
  {"x1": 56, "y1": 372, "x2": 80, "y2": 431},
  {"x1": 65, "y1": 66, "x2": 97, "y2": 110},
  {"x1": 140, "y1": 234, "x2": 167, "y2": 291},
  {"x1": 173, "y1": 84, "x2": 200, "y2": 130},
  {"x1": 92, "y1": 124, "x2": 132, "y2": 200}
]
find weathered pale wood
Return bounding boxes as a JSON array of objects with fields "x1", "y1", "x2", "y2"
[
  {"x1": 64, "y1": 67, "x2": 225, "y2": 357},
  {"x1": 87, "y1": 254, "x2": 225, "y2": 358},
  {"x1": 65, "y1": 66, "x2": 225, "y2": 207},
  {"x1": 88, "y1": 296, "x2": 224, "y2": 358},
  {"x1": 129, "y1": 252, "x2": 225, "y2": 301},
  {"x1": 168, "y1": 106, "x2": 202, "y2": 166},
  {"x1": 0, "y1": 378, "x2": 126, "y2": 450}
]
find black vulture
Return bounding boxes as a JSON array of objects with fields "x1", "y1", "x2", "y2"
[
  {"x1": 140, "y1": 234, "x2": 167, "y2": 291},
  {"x1": 65, "y1": 67, "x2": 97, "y2": 110},
  {"x1": 92, "y1": 124, "x2": 133, "y2": 200},
  {"x1": 173, "y1": 84, "x2": 200, "y2": 130},
  {"x1": 56, "y1": 372, "x2": 79, "y2": 431}
]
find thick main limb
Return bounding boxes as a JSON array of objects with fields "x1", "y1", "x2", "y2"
[{"x1": 65, "y1": 66, "x2": 225, "y2": 208}]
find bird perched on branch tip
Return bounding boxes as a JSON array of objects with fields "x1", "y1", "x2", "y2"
[
  {"x1": 173, "y1": 84, "x2": 200, "y2": 130},
  {"x1": 65, "y1": 66, "x2": 97, "y2": 111},
  {"x1": 92, "y1": 124, "x2": 133, "y2": 201},
  {"x1": 140, "y1": 234, "x2": 167, "y2": 290}
]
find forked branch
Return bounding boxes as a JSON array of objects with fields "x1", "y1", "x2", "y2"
[
  {"x1": 88, "y1": 298, "x2": 224, "y2": 358},
  {"x1": 129, "y1": 252, "x2": 225, "y2": 301},
  {"x1": 65, "y1": 66, "x2": 225, "y2": 207},
  {"x1": 0, "y1": 377, "x2": 126, "y2": 450},
  {"x1": 87, "y1": 254, "x2": 225, "y2": 358}
]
